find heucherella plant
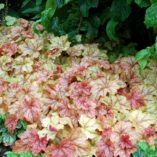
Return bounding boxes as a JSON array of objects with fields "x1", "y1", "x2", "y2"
[{"x1": 0, "y1": 19, "x2": 157, "y2": 157}]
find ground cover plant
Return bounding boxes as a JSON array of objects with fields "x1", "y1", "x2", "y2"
[{"x1": 0, "y1": 19, "x2": 157, "y2": 157}]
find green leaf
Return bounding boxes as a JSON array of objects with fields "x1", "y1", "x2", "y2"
[
  {"x1": 137, "y1": 58, "x2": 148, "y2": 71},
  {"x1": 132, "y1": 150, "x2": 145, "y2": 157},
  {"x1": 0, "y1": 125, "x2": 7, "y2": 134},
  {"x1": 0, "y1": 113, "x2": 6, "y2": 123},
  {"x1": 19, "y1": 152, "x2": 33, "y2": 157},
  {"x1": 145, "y1": 3, "x2": 157, "y2": 28},
  {"x1": 0, "y1": 3, "x2": 4, "y2": 10},
  {"x1": 15, "y1": 120, "x2": 27, "y2": 136},
  {"x1": 137, "y1": 141, "x2": 148, "y2": 151},
  {"x1": 106, "y1": 18, "x2": 119, "y2": 41},
  {"x1": 134, "y1": 0, "x2": 150, "y2": 8},
  {"x1": 36, "y1": 0, "x2": 42, "y2": 6},
  {"x1": 110, "y1": 0, "x2": 131, "y2": 21},
  {"x1": 45, "y1": 0, "x2": 57, "y2": 17},
  {"x1": 2, "y1": 132, "x2": 16, "y2": 145},
  {"x1": 21, "y1": 6, "x2": 41, "y2": 14},
  {"x1": 5, "y1": 16, "x2": 16, "y2": 26},
  {"x1": 5, "y1": 151, "x2": 18, "y2": 157},
  {"x1": 79, "y1": 0, "x2": 99, "y2": 17},
  {"x1": 135, "y1": 47, "x2": 151, "y2": 61},
  {"x1": 148, "y1": 145, "x2": 156, "y2": 153},
  {"x1": 21, "y1": 0, "x2": 31, "y2": 8}
]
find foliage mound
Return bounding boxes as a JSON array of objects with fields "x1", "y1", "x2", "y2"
[{"x1": 0, "y1": 19, "x2": 157, "y2": 157}]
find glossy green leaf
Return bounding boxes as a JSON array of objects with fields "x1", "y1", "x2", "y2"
[
  {"x1": 134, "y1": 0, "x2": 150, "y2": 8},
  {"x1": 135, "y1": 47, "x2": 151, "y2": 61},
  {"x1": 110, "y1": 0, "x2": 131, "y2": 21},
  {"x1": 46, "y1": 0, "x2": 56, "y2": 17},
  {"x1": 145, "y1": 3, "x2": 157, "y2": 28},
  {"x1": 106, "y1": 18, "x2": 119, "y2": 41},
  {"x1": 137, "y1": 141, "x2": 148, "y2": 151},
  {"x1": 5, "y1": 151, "x2": 18, "y2": 157}
]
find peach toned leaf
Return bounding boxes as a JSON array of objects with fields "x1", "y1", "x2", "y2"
[
  {"x1": 46, "y1": 139, "x2": 75, "y2": 157},
  {"x1": 128, "y1": 110, "x2": 156, "y2": 132},
  {"x1": 96, "y1": 138, "x2": 114, "y2": 157},
  {"x1": 90, "y1": 74, "x2": 126, "y2": 99},
  {"x1": 13, "y1": 129, "x2": 48, "y2": 156},
  {"x1": 79, "y1": 115, "x2": 102, "y2": 139},
  {"x1": 18, "y1": 97, "x2": 41, "y2": 123},
  {"x1": 69, "y1": 128, "x2": 92, "y2": 157}
]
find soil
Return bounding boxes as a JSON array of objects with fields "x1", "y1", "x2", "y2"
[{"x1": 0, "y1": 144, "x2": 11, "y2": 157}]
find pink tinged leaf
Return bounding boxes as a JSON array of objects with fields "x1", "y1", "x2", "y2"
[
  {"x1": 102, "y1": 128, "x2": 112, "y2": 138},
  {"x1": 13, "y1": 129, "x2": 48, "y2": 156},
  {"x1": 70, "y1": 81, "x2": 91, "y2": 99},
  {"x1": 31, "y1": 134, "x2": 48, "y2": 155},
  {"x1": 117, "y1": 88, "x2": 127, "y2": 96},
  {"x1": 46, "y1": 139, "x2": 76, "y2": 157},
  {"x1": 144, "y1": 128, "x2": 154, "y2": 137},
  {"x1": 127, "y1": 89, "x2": 144, "y2": 109},
  {"x1": 48, "y1": 125, "x2": 58, "y2": 132},
  {"x1": 0, "y1": 43, "x2": 18, "y2": 56},
  {"x1": 119, "y1": 135, "x2": 134, "y2": 149},
  {"x1": 4, "y1": 114, "x2": 18, "y2": 134},
  {"x1": 18, "y1": 97, "x2": 40, "y2": 123},
  {"x1": 96, "y1": 138, "x2": 114, "y2": 157},
  {"x1": 98, "y1": 60, "x2": 110, "y2": 69}
]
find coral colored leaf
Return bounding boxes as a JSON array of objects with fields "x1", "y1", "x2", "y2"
[
  {"x1": 0, "y1": 43, "x2": 18, "y2": 56},
  {"x1": 90, "y1": 74, "x2": 126, "y2": 99},
  {"x1": 46, "y1": 139, "x2": 76, "y2": 157},
  {"x1": 69, "y1": 128, "x2": 91, "y2": 157},
  {"x1": 127, "y1": 88, "x2": 144, "y2": 109},
  {"x1": 96, "y1": 138, "x2": 114, "y2": 157},
  {"x1": 18, "y1": 97, "x2": 41, "y2": 123},
  {"x1": 13, "y1": 129, "x2": 48, "y2": 156},
  {"x1": 4, "y1": 114, "x2": 18, "y2": 134}
]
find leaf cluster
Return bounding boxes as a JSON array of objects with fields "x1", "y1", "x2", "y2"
[
  {"x1": 132, "y1": 140, "x2": 157, "y2": 157},
  {"x1": 0, "y1": 113, "x2": 27, "y2": 146}
]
